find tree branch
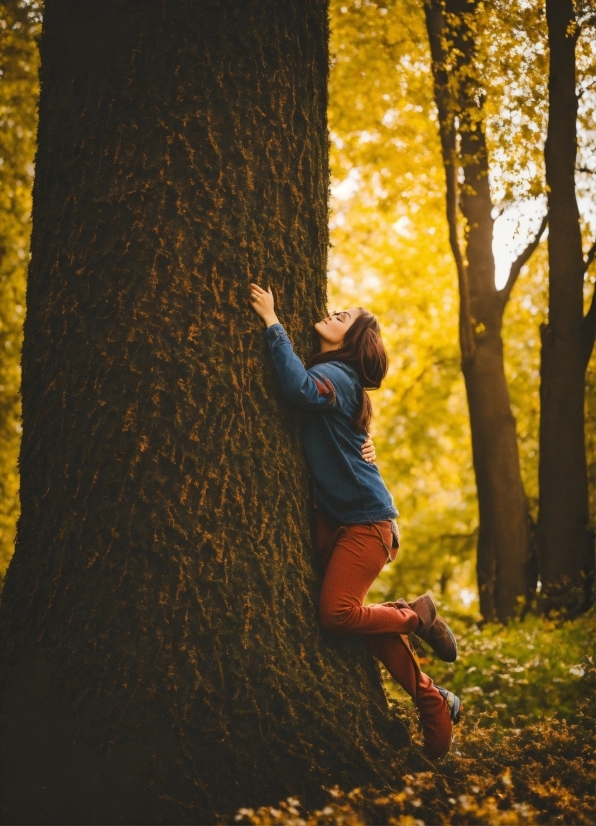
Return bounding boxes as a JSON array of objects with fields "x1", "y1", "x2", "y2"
[
  {"x1": 577, "y1": 80, "x2": 596, "y2": 99},
  {"x1": 499, "y1": 212, "x2": 549, "y2": 307},
  {"x1": 446, "y1": 152, "x2": 477, "y2": 361},
  {"x1": 578, "y1": 12, "x2": 596, "y2": 31},
  {"x1": 424, "y1": 0, "x2": 476, "y2": 363}
]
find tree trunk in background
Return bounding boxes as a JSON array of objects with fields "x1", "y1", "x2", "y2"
[
  {"x1": 538, "y1": 0, "x2": 594, "y2": 613},
  {"x1": 425, "y1": 0, "x2": 531, "y2": 622},
  {"x1": 0, "y1": 2, "x2": 408, "y2": 823}
]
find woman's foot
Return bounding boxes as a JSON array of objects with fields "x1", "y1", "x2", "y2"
[
  {"x1": 407, "y1": 595, "x2": 458, "y2": 663},
  {"x1": 406, "y1": 593, "x2": 436, "y2": 629},
  {"x1": 436, "y1": 685, "x2": 461, "y2": 723},
  {"x1": 417, "y1": 682, "x2": 456, "y2": 760}
]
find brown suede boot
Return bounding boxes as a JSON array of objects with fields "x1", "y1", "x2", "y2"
[
  {"x1": 407, "y1": 595, "x2": 458, "y2": 663},
  {"x1": 403, "y1": 593, "x2": 436, "y2": 629}
]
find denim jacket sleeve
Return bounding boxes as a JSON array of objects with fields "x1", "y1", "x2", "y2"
[{"x1": 264, "y1": 323, "x2": 341, "y2": 411}]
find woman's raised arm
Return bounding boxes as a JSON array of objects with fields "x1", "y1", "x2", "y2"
[{"x1": 248, "y1": 283, "x2": 339, "y2": 412}]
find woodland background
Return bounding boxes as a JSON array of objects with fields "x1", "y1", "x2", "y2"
[{"x1": 0, "y1": 0, "x2": 594, "y2": 823}]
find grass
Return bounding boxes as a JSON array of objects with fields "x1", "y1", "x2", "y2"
[
  {"x1": 403, "y1": 608, "x2": 595, "y2": 728},
  {"x1": 234, "y1": 610, "x2": 596, "y2": 825}
]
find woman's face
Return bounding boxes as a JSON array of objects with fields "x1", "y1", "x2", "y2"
[{"x1": 314, "y1": 309, "x2": 360, "y2": 352}]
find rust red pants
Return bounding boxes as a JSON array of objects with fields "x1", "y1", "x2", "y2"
[{"x1": 313, "y1": 509, "x2": 452, "y2": 759}]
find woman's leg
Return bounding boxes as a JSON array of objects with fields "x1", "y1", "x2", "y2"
[
  {"x1": 366, "y1": 634, "x2": 452, "y2": 759},
  {"x1": 316, "y1": 518, "x2": 419, "y2": 635},
  {"x1": 313, "y1": 511, "x2": 453, "y2": 759}
]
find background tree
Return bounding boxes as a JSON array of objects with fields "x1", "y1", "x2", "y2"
[
  {"x1": 0, "y1": 1, "x2": 39, "y2": 579},
  {"x1": 422, "y1": 0, "x2": 551, "y2": 622},
  {"x1": 538, "y1": 0, "x2": 595, "y2": 612},
  {"x1": 328, "y1": 0, "x2": 480, "y2": 608},
  {"x1": 327, "y1": 0, "x2": 594, "y2": 618},
  {"x1": 0, "y1": 2, "x2": 408, "y2": 822}
]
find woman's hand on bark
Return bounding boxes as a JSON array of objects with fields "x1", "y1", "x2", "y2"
[
  {"x1": 362, "y1": 435, "x2": 376, "y2": 464},
  {"x1": 249, "y1": 283, "x2": 279, "y2": 327}
]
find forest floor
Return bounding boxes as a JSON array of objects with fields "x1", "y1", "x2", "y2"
[{"x1": 235, "y1": 609, "x2": 595, "y2": 825}]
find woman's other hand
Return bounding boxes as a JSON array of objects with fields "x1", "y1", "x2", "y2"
[
  {"x1": 362, "y1": 435, "x2": 376, "y2": 464},
  {"x1": 249, "y1": 283, "x2": 279, "y2": 327}
]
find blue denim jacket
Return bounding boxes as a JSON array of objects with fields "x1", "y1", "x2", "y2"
[{"x1": 264, "y1": 323, "x2": 398, "y2": 525}]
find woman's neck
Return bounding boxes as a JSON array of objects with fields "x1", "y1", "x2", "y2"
[{"x1": 318, "y1": 341, "x2": 342, "y2": 355}]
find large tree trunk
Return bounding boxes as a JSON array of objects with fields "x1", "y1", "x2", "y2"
[
  {"x1": 0, "y1": 2, "x2": 408, "y2": 823},
  {"x1": 424, "y1": 0, "x2": 531, "y2": 622},
  {"x1": 538, "y1": 0, "x2": 594, "y2": 613}
]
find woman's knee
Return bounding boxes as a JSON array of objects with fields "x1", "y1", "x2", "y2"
[{"x1": 319, "y1": 600, "x2": 354, "y2": 634}]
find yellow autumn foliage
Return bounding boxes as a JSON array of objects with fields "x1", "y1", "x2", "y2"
[
  {"x1": 0, "y1": 2, "x2": 39, "y2": 578},
  {"x1": 328, "y1": 0, "x2": 595, "y2": 611},
  {"x1": 0, "y1": 0, "x2": 594, "y2": 607}
]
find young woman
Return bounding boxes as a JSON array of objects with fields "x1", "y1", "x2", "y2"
[{"x1": 248, "y1": 283, "x2": 460, "y2": 760}]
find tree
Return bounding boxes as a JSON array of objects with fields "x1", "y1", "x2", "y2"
[
  {"x1": 326, "y1": 0, "x2": 551, "y2": 617},
  {"x1": 538, "y1": 0, "x2": 595, "y2": 612},
  {"x1": 327, "y1": 0, "x2": 480, "y2": 608},
  {"x1": 423, "y1": 0, "x2": 550, "y2": 622},
  {"x1": 0, "y1": 2, "x2": 408, "y2": 822},
  {"x1": 0, "y1": 1, "x2": 39, "y2": 579}
]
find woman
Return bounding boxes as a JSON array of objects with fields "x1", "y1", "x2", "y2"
[{"x1": 248, "y1": 283, "x2": 460, "y2": 760}]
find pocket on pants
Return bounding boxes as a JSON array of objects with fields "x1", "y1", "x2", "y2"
[{"x1": 368, "y1": 521, "x2": 396, "y2": 563}]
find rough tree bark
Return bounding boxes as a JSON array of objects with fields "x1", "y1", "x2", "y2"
[
  {"x1": 538, "y1": 0, "x2": 595, "y2": 612},
  {"x1": 0, "y1": 2, "x2": 408, "y2": 823},
  {"x1": 424, "y1": 0, "x2": 546, "y2": 622}
]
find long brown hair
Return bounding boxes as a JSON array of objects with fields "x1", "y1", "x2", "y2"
[{"x1": 306, "y1": 309, "x2": 388, "y2": 432}]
